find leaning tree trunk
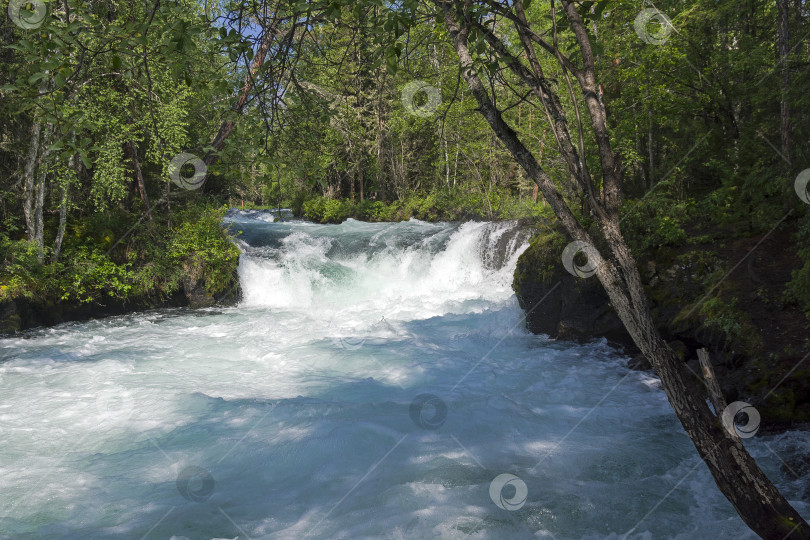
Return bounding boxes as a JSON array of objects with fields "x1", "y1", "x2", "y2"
[
  {"x1": 435, "y1": 1, "x2": 808, "y2": 537},
  {"x1": 201, "y1": 14, "x2": 321, "y2": 178}
]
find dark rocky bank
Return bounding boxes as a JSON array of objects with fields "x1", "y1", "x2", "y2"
[
  {"x1": 512, "y1": 222, "x2": 810, "y2": 432},
  {"x1": 0, "y1": 273, "x2": 240, "y2": 334}
]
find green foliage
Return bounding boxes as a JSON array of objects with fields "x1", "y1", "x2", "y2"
[
  {"x1": 301, "y1": 188, "x2": 553, "y2": 224},
  {"x1": 57, "y1": 246, "x2": 134, "y2": 303},
  {"x1": 124, "y1": 204, "x2": 240, "y2": 300},
  {"x1": 788, "y1": 214, "x2": 810, "y2": 318},
  {"x1": 620, "y1": 184, "x2": 691, "y2": 252},
  {"x1": 0, "y1": 232, "x2": 44, "y2": 300},
  {"x1": 699, "y1": 296, "x2": 763, "y2": 353},
  {"x1": 0, "y1": 0, "x2": 807, "y2": 348},
  {"x1": 303, "y1": 197, "x2": 354, "y2": 224},
  {"x1": 0, "y1": 203, "x2": 239, "y2": 307},
  {"x1": 167, "y1": 206, "x2": 241, "y2": 296}
]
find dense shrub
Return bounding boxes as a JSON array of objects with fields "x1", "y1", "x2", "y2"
[
  {"x1": 300, "y1": 188, "x2": 553, "y2": 223},
  {"x1": 0, "y1": 204, "x2": 239, "y2": 306},
  {"x1": 788, "y1": 213, "x2": 810, "y2": 318}
]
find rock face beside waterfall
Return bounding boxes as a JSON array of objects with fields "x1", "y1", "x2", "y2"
[
  {"x1": 479, "y1": 219, "x2": 539, "y2": 270},
  {"x1": 512, "y1": 231, "x2": 627, "y2": 345},
  {"x1": 510, "y1": 227, "x2": 746, "y2": 361}
]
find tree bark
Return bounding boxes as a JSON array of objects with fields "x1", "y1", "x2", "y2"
[
  {"x1": 648, "y1": 112, "x2": 654, "y2": 182},
  {"x1": 698, "y1": 348, "x2": 729, "y2": 418},
  {"x1": 205, "y1": 27, "x2": 281, "y2": 166},
  {"x1": 32, "y1": 124, "x2": 54, "y2": 263},
  {"x1": 435, "y1": 1, "x2": 809, "y2": 537},
  {"x1": 127, "y1": 141, "x2": 151, "y2": 221},
  {"x1": 777, "y1": 0, "x2": 791, "y2": 164},
  {"x1": 22, "y1": 121, "x2": 42, "y2": 244},
  {"x1": 202, "y1": 16, "x2": 320, "y2": 179},
  {"x1": 53, "y1": 155, "x2": 71, "y2": 263}
]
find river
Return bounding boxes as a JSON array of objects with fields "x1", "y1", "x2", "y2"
[{"x1": 1, "y1": 210, "x2": 807, "y2": 539}]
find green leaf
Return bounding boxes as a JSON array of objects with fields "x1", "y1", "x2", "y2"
[
  {"x1": 594, "y1": 0, "x2": 609, "y2": 17},
  {"x1": 325, "y1": 1, "x2": 341, "y2": 19},
  {"x1": 111, "y1": 56, "x2": 122, "y2": 70},
  {"x1": 28, "y1": 72, "x2": 48, "y2": 85},
  {"x1": 386, "y1": 52, "x2": 398, "y2": 75}
]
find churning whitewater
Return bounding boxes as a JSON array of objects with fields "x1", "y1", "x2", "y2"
[{"x1": 0, "y1": 210, "x2": 808, "y2": 539}]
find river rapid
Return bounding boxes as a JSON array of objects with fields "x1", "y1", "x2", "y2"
[{"x1": 1, "y1": 210, "x2": 808, "y2": 539}]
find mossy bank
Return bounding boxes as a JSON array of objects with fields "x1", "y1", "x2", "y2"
[{"x1": 0, "y1": 203, "x2": 241, "y2": 334}]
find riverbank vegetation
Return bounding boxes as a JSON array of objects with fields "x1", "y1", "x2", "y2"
[
  {"x1": 1, "y1": 0, "x2": 808, "y2": 319},
  {"x1": 1, "y1": 0, "x2": 808, "y2": 318}
]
